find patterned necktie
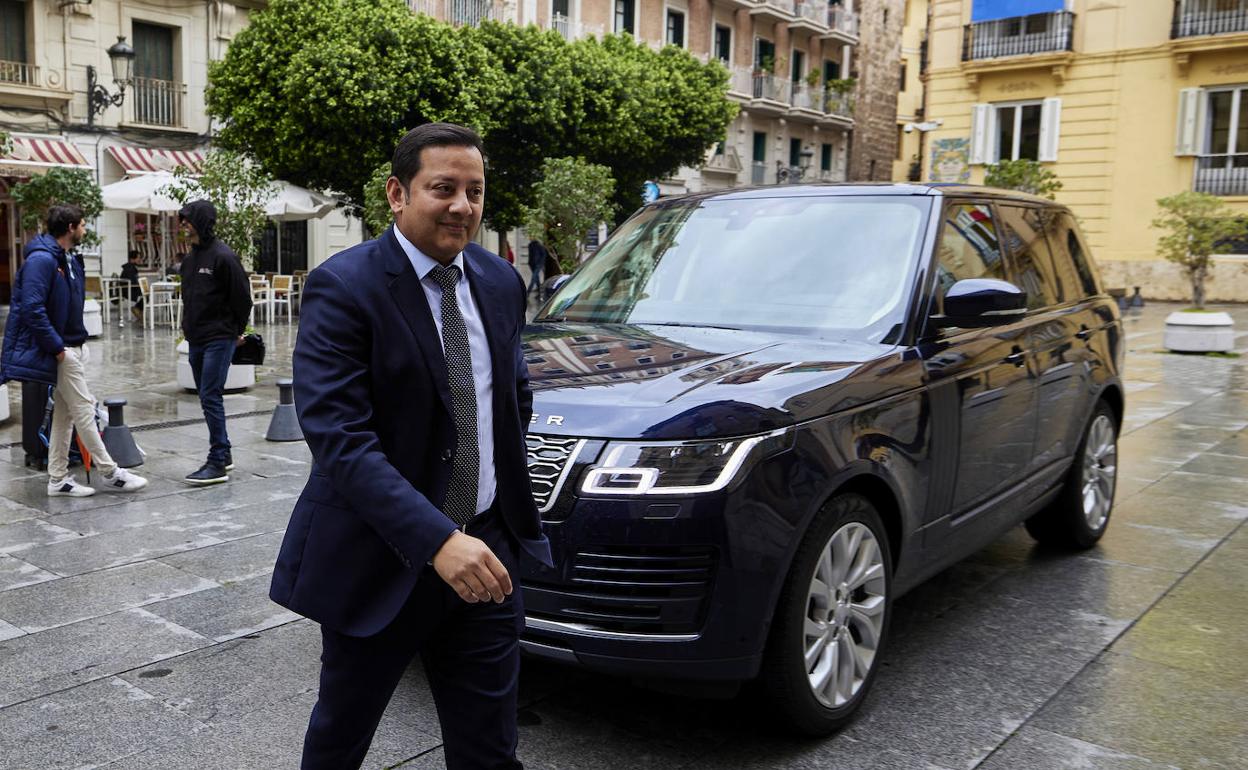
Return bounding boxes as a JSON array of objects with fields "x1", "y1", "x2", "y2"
[{"x1": 429, "y1": 264, "x2": 479, "y2": 527}]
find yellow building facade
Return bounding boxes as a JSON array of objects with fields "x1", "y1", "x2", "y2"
[{"x1": 910, "y1": 0, "x2": 1248, "y2": 301}]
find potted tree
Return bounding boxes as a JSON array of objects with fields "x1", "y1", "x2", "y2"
[{"x1": 1152, "y1": 191, "x2": 1244, "y2": 353}]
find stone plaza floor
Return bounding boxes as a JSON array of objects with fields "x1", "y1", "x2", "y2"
[{"x1": 0, "y1": 303, "x2": 1245, "y2": 769}]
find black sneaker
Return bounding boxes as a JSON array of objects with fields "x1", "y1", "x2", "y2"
[
  {"x1": 222, "y1": 453, "x2": 235, "y2": 471},
  {"x1": 185, "y1": 463, "x2": 229, "y2": 486}
]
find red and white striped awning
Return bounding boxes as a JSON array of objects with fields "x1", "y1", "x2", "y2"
[
  {"x1": 106, "y1": 145, "x2": 205, "y2": 175},
  {"x1": 0, "y1": 135, "x2": 93, "y2": 176}
]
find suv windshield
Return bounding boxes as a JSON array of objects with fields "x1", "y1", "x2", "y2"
[{"x1": 537, "y1": 195, "x2": 932, "y2": 343}]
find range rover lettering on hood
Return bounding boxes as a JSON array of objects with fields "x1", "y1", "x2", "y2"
[{"x1": 530, "y1": 414, "x2": 565, "y2": 426}]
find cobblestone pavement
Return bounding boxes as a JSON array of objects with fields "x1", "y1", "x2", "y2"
[{"x1": 0, "y1": 304, "x2": 1245, "y2": 770}]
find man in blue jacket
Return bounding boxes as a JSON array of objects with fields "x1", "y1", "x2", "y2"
[
  {"x1": 0, "y1": 204, "x2": 148, "y2": 497},
  {"x1": 271, "y1": 123, "x2": 551, "y2": 769}
]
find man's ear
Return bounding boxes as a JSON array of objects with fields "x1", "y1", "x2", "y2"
[{"x1": 385, "y1": 177, "x2": 408, "y2": 215}]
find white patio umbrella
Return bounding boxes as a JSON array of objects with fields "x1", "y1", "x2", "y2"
[
  {"x1": 99, "y1": 171, "x2": 183, "y2": 215},
  {"x1": 265, "y1": 182, "x2": 336, "y2": 222}
]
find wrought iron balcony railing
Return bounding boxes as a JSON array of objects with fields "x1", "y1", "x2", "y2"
[
  {"x1": 752, "y1": 73, "x2": 791, "y2": 103},
  {"x1": 962, "y1": 10, "x2": 1074, "y2": 61},
  {"x1": 1194, "y1": 153, "x2": 1248, "y2": 195},
  {"x1": 1172, "y1": 0, "x2": 1248, "y2": 38},
  {"x1": 131, "y1": 77, "x2": 185, "y2": 128}
]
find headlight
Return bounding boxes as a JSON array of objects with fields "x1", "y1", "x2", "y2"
[{"x1": 580, "y1": 428, "x2": 792, "y2": 496}]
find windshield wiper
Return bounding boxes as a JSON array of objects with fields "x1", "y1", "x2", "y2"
[{"x1": 635, "y1": 321, "x2": 742, "y2": 331}]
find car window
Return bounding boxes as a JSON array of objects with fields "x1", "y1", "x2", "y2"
[
  {"x1": 934, "y1": 202, "x2": 1004, "y2": 313},
  {"x1": 1044, "y1": 211, "x2": 1100, "y2": 299},
  {"x1": 998, "y1": 204, "x2": 1060, "y2": 310}
]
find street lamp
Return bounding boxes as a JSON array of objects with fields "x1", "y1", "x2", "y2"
[{"x1": 86, "y1": 36, "x2": 135, "y2": 127}]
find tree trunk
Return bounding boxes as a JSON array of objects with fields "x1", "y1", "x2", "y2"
[{"x1": 1191, "y1": 266, "x2": 1207, "y2": 310}]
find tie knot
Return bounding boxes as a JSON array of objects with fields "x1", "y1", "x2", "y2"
[{"x1": 429, "y1": 263, "x2": 461, "y2": 292}]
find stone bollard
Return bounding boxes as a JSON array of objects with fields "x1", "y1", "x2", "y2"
[
  {"x1": 1129, "y1": 286, "x2": 1145, "y2": 309},
  {"x1": 266, "y1": 379, "x2": 304, "y2": 442},
  {"x1": 101, "y1": 398, "x2": 144, "y2": 468}
]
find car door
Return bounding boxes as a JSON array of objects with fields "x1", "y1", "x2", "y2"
[
  {"x1": 921, "y1": 201, "x2": 1037, "y2": 533},
  {"x1": 997, "y1": 203, "x2": 1082, "y2": 475}
]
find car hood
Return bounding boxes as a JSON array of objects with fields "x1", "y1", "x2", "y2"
[{"x1": 522, "y1": 323, "x2": 916, "y2": 440}]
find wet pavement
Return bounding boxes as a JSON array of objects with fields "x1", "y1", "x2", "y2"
[{"x1": 0, "y1": 303, "x2": 1245, "y2": 770}]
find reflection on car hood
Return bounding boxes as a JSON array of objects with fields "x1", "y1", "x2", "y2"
[{"x1": 522, "y1": 323, "x2": 912, "y2": 440}]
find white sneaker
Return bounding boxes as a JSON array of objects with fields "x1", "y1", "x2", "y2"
[
  {"x1": 100, "y1": 468, "x2": 149, "y2": 493},
  {"x1": 48, "y1": 478, "x2": 95, "y2": 497}
]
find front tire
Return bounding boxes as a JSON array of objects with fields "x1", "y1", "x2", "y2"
[
  {"x1": 1025, "y1": 400, "x2": 1118, "y2": 549},
  {"x1": 760, "y1": 493, "x2": 892, "y2": 736}
]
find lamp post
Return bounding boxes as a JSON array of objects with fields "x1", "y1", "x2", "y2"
[{"x1": 86, "y1": 36, "x2": 135, "y2": 127}]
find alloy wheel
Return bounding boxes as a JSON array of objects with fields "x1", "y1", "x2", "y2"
[{"x1": 1080, "y1": 414, "x2": 1117, "y2": 531}]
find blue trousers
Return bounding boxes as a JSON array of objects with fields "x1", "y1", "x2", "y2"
[
  {"x1": 188, "y1": 338, "x2": 235, "y2": 467},
  {"x1": 301, "y1": 508, "x2": 525, "y2": 770}
]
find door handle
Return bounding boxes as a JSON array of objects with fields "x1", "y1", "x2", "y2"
[
  {"x1": 1075, "y1": 326, "x2": 1093, "y2": 341},
  {"x1": 1004, "y1": 346, "x2": 1026, "y2": 367}
]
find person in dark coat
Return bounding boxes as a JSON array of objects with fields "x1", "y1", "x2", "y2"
[
  {"x1": 177, "y1": 200, "x2": 252, "y2": 486},
  {"x1": 271, "y1": 123, "x2": 551, "y2": 770},
  {"x1": 0, "y1": 204, "x2": 148, "y2": 497},
  {"x1": 526, "y1": 238, "x2": 548, "y2": 296},
  {"x1": 119, "y1": 250, "x2": 144, "y2": 319}
]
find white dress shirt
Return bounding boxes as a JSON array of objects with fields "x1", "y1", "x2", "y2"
[{"x1": 393, "y1": 227, "x2": 497, "y2": 516}]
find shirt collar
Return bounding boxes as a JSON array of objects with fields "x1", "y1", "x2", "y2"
[{"x1": 392, "y1": 226, "x2": 466, "y2": 283}]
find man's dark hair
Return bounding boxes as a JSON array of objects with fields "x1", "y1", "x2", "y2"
[
  {"x1": 46, "y1": 204, "x2": 85, "y2": 238},
  {"x1": 391, "y1": 123, "x2": 486, "y2": 193},
  {"x1": 128, "y1": 250, "x2": 141, "y2": 260}
]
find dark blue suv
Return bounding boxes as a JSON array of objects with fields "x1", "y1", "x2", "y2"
[{"x1": 518, "y1": 184, "x2": 1124, "y2": 734}]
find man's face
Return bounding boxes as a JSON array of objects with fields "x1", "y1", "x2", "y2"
[
  {"x1": 386, "y1": 144, "x2": 484, "y2": 264},
  {"x1": 180, "y1": 218, "x2": 200, "y2": 244},
  {"x1": 68, "y1": 220, "x2": 86, "y2": 246}
]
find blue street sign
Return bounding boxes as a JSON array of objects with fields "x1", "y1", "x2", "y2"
[{"x1": 641, "y1": 181, "x2": 660, "y2": 205}]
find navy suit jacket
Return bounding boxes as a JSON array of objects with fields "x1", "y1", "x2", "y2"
[{"x1": 270, "y1": 226, "x2": 552, "y2": 637}]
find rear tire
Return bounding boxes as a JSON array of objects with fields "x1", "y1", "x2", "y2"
[
  {"x1": 1025, "y1": 400, "x2": 1117, "y2": 549},
  {"x1": 760, "y1": 493, "x2": 892, "y2": 736}
]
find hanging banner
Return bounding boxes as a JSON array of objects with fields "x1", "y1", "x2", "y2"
[{"x1": 971, "y1": 0, "x2": 1065, "y2": 22}]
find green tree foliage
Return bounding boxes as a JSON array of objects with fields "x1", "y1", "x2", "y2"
[
  {"x1": 0, "y1": 130, "x2": 12, "y2": 157},
  {"x1": 206, "y1": 0, "x2": 498, "y2": 207},
  {"x1": 984, "y1": 159, "x2": 1063, "y2": 199},
  {"x1": 1152, "y1": 191, "x2": 1248, "y2": 310},
  {"x1": 11, "y1": 168, "x2": 104, "y2": 247},
  {"x1": 362, "y1": 161, "x2": 394, "y2": 238},
  {"x1": 161, "y1": 150, "x2": 276, "y2": 270},
  {"x1": 524, "y1": 157, "x2": 615, "y2": 274},
  {"x1": 206, "y1": 3, "x2": 736, "y2": 226}
]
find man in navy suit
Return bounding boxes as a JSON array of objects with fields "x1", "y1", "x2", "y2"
[{"x1": 270, "y1": 123, "x2": 551, "y2": 769}]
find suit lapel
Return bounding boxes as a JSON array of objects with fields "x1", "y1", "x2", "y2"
[
  {"x1": 382, "y1": 228, "x2": 452, "y2": 413},
  {"x1": 464, "y1": 247, "x2": 512, "y2": 386}
]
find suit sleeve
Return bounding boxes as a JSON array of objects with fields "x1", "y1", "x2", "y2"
[
  {"x1": 514, "y1": 270, "x2": 533, "y2": 429},
  {"x1": 225, "y1": 254, "x2": 253, "y2": 334},
  {"x1": 18, "y1": 256, "x2": 64, "y2": 355},
  {"x1": 294, "y1": 266, "x2": 458, "y2": 568}
]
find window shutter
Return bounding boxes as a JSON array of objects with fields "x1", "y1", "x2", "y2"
[
  {"x1": 970, "y1": 104, "x2": 993, "y2": 165},
  {"x1": 1039, "y1": 98, "x2": 1062, "y2": 162},
  {"x1": 1174, "y1": 88, "x2": 1204, "y2": 156}
]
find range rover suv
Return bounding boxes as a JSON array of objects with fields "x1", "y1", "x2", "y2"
[{"x1": 517, "y1": 184, "x2": 1123, "y2": 734}]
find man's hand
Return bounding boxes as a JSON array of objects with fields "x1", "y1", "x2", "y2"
[
  {"x1": 236, "y1": 335, "x2": 246, "y2": 347},
  {"x1": 431, "y1": 531, "x2": 512, "y2": 604},
  {"x1": 56, "y1": 350, "x2": 65, "y2": 362}
]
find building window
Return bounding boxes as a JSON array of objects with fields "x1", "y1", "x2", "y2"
[
  {"x1": 666, "y1": 10, "x2": 685, "y2": 47},
  {"x1": 900, "y1": 61, "x2": 907, "y2": 92},
  {"x1": 1194, "y1": 86, "x2": 1248, "y2": 195},
  {"x1": 614, "y1": 0, "x2": 635, "y2": 34},
  {"x1": 752, "y1": 131, "x2": 767, "y2": 184},
  {"x1": 0, "y1": 0, "x2": 28, "y2": 84},
  {"x1": 755, "y1": 38, "x2": 775, "y2": 72},
  {"x1": 821, "y1": 143, "x2": 833, "y2": 172},
  {"x1": 995, "y1": 102, "x2": 1042, "y2": 161},
  {"x1": 824, "y1": 59, "x2": 840, "y2": 82},
  {"x1": 791, "y1": 50, "x2": 805, "y2": 84},
  {"x1": 789, "y1": 138, "x2": 802, "y2": 168},
  {"x1": 255, "y1": 221, "x2": 309, "y2": 274},
  {"x1": 132, "y1": 21, "x2": 181, "y2": 126},
  {"x1": 897, "y1": 126, "x2": 906, "y2": 159},
  {"x1": 714, "y1": 24, "x2": 731, "y2": 63}
]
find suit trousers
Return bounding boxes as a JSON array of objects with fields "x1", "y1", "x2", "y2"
[{"x1": 300, "y1": 507, "x2": 525, "y2": 770}]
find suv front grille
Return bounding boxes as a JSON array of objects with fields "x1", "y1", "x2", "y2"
[
  {"x1": 526, "y1": 434, "x2": 583, "y2": 512},
  {"x1": 524, "y1": 546, "x2": 717, "y2": 635}
]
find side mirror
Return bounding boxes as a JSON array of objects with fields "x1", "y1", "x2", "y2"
[
  {"x1": 542, "y1": 274, "x2": 571, "y2": 301},
  {"x1": 933, "y1": 278, "x2": 1026, "y2": 329}
]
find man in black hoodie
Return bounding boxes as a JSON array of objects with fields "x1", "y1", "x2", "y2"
[{"x1": 177, "y1": 200, "x2": 252, "y2": 485}]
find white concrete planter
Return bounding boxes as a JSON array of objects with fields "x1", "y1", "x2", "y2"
[
  {"x1": 0, "y1": 383, "x2": 10, "y2": 423},
  {"x1": 176, "y1": 340, "x2": 255, "y2": 391},
  {"x1": 83, "y1": 299, "x2": 102, "y2": 338},
  {"x1": 1164, "y1": 311, "x2": 1236, "y2": 353}
]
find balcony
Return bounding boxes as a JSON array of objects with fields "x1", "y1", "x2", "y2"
[
  {"x1": 791, "y1": 1, "x2": 830, "y2": 33},
  {"x1": 703, "y1": 145, "x2": 742, "y2": 177},
  {"x1": 130, "y1": 77, "x2": 186, "y2": 128},
  {"x1": 0, "y1": 60, "x2": 36, "y2": 86},
  {"x1": 790, "y1": 83, "x2": 823, "y2": 119},
  {"x1": 549, "y1": 12, "x2": 603, "y2": 40},
  {"x1": 1172, "y1": 0, "x2": 1248, "y2": 38},
  {"x1": 751, "y1": 73, "x2": 791, "y2": 114},
  {"x1": 750, "y1": 0, "x2": 797, "y2": 24},
  {"x1": 822, "y1": 6, "x2": 859, "y2": 45},
  {"x1": 1194, "y1": 153, "x2": 1248, "y2": 195},
  {"x1": 823, "y1": 90, "x2": 854, "y2": 120},
  {"x1": 962, "y1": 10, "x2": 1074, "y2": 61},
  {"x1": 447, "y1": 0, "x2": 514, "y2": 26},
  {"x1": 727, "y1": 66, "x2": 754, "y2": 99}
]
